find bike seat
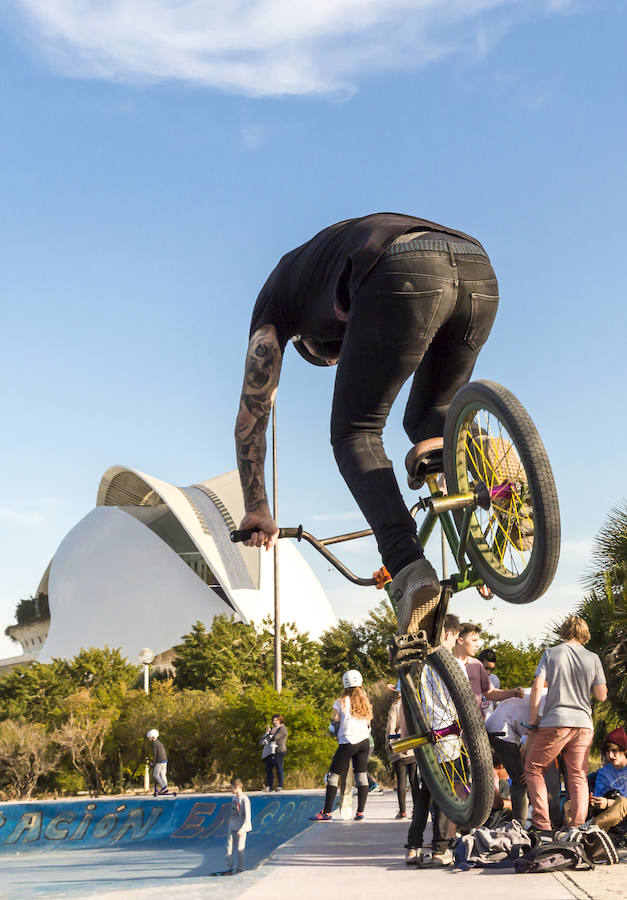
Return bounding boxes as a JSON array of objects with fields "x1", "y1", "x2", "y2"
[{"x1": 405, "y1": 438, "x2": 444, "y2": 490}]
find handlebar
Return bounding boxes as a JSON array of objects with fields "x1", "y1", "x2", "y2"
[
  {"x1": 230, "y1": 525, "x2": 377, "y2": 587},
  {"x1": 230, "y1": 526, "x2": 303, "y2": 544}
]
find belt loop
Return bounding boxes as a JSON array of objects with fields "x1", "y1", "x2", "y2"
[{"x1": 447, "y1": 241, "x2": 456, "y2": 267}]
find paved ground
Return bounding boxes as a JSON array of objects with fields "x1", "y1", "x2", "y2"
[{"x1": 2, "y1": 792, "x2": 625, "y2": 899}]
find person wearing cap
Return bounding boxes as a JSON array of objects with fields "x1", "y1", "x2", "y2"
[
  {"x1": 146, "y1": 729, "x2": 168, "y2": 796},
  {"x1": 588, "y1": 727, "x2": 627, "y2": 837},
  {"x1": 310, "y1": 670, "x2": 373, "y2": 822},
  {"x1": 386, "y1": 681, "x2": 418, "y2": 818},
  {"x1": 234, "y1": 214, "x2": 498, "y2": 638}
]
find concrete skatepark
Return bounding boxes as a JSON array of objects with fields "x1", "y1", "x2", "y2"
[{"x1": 1, "y1": 791, "x2": 624, "y2": 899}]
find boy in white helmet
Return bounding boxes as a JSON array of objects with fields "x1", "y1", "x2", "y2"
[
  {"x1": 310, "y1": 670, "x2": 373, "y2": 822},
  {"x1": 147, "y1": 729, "x2": 168, "y2": 796}
]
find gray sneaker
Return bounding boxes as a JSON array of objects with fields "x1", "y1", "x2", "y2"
[
  {"x1": 391, "y1": 558, "x2": 441, "y2": 634},
  {"x1": 405, "y1": 847, "x2": 421, "y2": 865},
  {"x1": 431, "y1": 848, "x2": 454, "y2": 866}
]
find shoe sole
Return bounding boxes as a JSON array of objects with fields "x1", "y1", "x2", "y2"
[{"x1": 400, "y1": 582, "x2": 441, "y2": 634}]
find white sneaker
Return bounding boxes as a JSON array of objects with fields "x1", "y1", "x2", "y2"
[
  {"x1": 431, "y1": 848, "x2": 454, "y2": 866},
  {"x1": 390, "y1": 559, "x2": 441, "y2": 634}
]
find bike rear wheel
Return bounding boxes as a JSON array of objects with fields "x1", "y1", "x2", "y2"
[
  {"x1": 401, "y1": 647, "x2": 494, "y2": 828},
  {"x1": 443, "y1": 380, "x2": 560, "y2": 604}
]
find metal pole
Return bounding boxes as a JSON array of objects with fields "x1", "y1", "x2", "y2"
[
  {"x1": 144, "y1": 664, "x2": 150, "y2": 791},
  {"x1": 272, "y1": 401, "x2": 282, "y2": 694},
  {"x1": 441, "y1": 521, "x2": 448, "y2": 580}
]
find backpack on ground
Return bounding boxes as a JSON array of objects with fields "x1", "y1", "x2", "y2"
[
  {"x1": 514, "y1": 841, "x2": 594, "y2": 874},
  {"x1": 555, "y1": 823, "x2": 619, "y2": 865}
]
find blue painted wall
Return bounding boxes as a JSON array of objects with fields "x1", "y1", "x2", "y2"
[{"x1": 0, "y1": 793, "x2": 325, "y2": 864}]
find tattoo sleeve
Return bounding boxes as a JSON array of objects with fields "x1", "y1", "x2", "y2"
[{"x1": 235, "y1": 325, "x2": 283, "y2": 512}]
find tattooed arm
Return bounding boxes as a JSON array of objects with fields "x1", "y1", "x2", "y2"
[{"x1": 235, "y1": 325, "x2": 283, "y2": 550}]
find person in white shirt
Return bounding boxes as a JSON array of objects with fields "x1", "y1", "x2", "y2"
[
  {"x1": 310, "y1": 670, "x2": 373, "y2": 822},
  {"x1": 485, "y1": 689, "x2": 547, "y2": 823},
  {"x1": 225, "y1": 778, "x2": 252, "y2": 874}
]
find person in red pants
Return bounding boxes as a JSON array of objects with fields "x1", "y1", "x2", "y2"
[{"x1": 524, "y1": 615, "x2": 607, "y2": 838}]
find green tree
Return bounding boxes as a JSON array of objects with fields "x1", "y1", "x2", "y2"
[
  {"x1": 113, "y1": 682, "x2": 222, "y2": 789},
  {"x1": 319, "y1": 618, "x2": 368, "y2": 675},
  {"x1": 213, "y1": 683, "x2": 335, "y2": 788},
  {"x1": 361, "y1": 598, "x2": 398, "y2": 681},
  {"x1": 479, "y1": 630, "x2": 548, "y2": 689},
  {"x1": 0, "y1": 662, "x2": 73, "y2": 724},
  {"x1": 173, "y1": 618, "x2": 264, "y2": 691},
  {"x1": 0, "y1": 647, "x2": 138, "y2": 726},
  {"x1": 558, "y1": 503, "x2": 627, "y2": 735},
  {"x1": 173, "y1": 616, "x2": 336, "y2": 704}
]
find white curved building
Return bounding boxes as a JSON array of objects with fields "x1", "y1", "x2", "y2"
[{"x1": 21, "y1": 467, "x2": 335, "y2": 665}]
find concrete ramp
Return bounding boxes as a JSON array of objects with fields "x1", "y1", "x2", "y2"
[{"x1": 0, "y1": 792, "x2": 325, "y2": 897}]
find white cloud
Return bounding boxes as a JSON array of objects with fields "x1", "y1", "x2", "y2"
[
  {"x1": 7, "y1": 0, "x2": 580, "y2": 96},
  {"x1": 0, "y1": 507, "x2": 45, "y2": 526}
]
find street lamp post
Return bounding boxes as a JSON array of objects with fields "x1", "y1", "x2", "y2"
[
  {"x1": 138, "y1": 648, "x2": 155, "y2": 792},
  {"x1": 272, "y1": 402, "x2": 282, "y2": 694}
]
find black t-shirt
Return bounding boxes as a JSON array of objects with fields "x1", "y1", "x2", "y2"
[{"x1": 249, "y1": 213, "x2": 483, "y2": 356}]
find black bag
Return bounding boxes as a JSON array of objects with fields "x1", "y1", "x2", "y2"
[
  {"x1": 577, "y1": 825, "x2": 620, "y2": 865},
  {"x1": 514, "y1": 842, "x2": 594, "y2": 874}
]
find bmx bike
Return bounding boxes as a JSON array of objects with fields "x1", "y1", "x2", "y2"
[{"x1": 231, "y1": 380, "x2": 560, "y2": 829}]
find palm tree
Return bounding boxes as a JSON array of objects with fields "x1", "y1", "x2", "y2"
[{"x1": 576, "y1": 502, "x2": 627, "y2": 734}]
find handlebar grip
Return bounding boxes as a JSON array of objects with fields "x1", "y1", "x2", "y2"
[{"x1": 230, "y1": 528, "x2": 259, "y2": 543}]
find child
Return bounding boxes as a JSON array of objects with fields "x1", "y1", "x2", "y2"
[{"x1": 226, "y1": 778, "x2": 252, "y2": 874}]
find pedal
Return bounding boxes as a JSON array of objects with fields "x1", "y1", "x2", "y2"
[{"x1": 392, "y1": 630, "x2": 429, "y2": 668}]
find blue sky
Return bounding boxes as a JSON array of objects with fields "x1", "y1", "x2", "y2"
[{"x1": 1, "y1": 0, "x2": 625, "y2": 658}]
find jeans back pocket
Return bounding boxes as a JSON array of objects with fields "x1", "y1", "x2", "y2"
[
  {"x1": 376, "y1": 289, "x2": 444, "y2": 348},
  {"x1": 464, "y1": 292, "x2": 499, "y2": 351}
]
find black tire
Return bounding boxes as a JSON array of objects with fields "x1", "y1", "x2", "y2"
[
  {"x1": 443, "y1": 380, "x2": 560, "y2": 604},
  {"x1": 400, "y1": 647, "x2": 494, "y2": 829}
]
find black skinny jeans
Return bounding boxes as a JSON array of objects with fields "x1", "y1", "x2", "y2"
[
  {"x1": 393, "y1": 760, "x2": 418, "y2": 815},
  {"x1": 324, "y1": 739, "x2": 371, "y2": 815},
  {"x1": 331, "y1": 247, "x2": 498, "y2": 576},
  {"x1": 407, "y1": 777, "x2": 450, "y2": 853},
  {"x1": 489, "y1": 734, "x2": 528, "y2": 823},
  {"x1": 265, "y1": 751, "x2": 286, "y2": 789}
]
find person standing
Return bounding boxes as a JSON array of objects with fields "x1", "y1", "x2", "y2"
[
  {"x1": 386, "y1": 682, "x2": 418, "y2": 818},
  {"x1": 405, "y1": 613, "x2": 460, "y2": 867},
  {"x1": 478, "y1": 648, "x2": 500, "y2": 717},
  {"x1": 485, "y1": 688, "x2": 547, "y2": 823},
  {"x1": 310, "y1": 670, "x2": 373, "y2": 822},
  {"x1": 146, "y1": 729, "x2": 168, "y2": 796},
  {"x1": 260, "y1": 714, "x2": 288, "y2": 792},
  {"x1": 453, "y1": 624, "x2": 523, "y2": 713},
  {"x1": 524, "y1": 615, "x2": 607, "y2": 837},
  {"x1": 225, "y1": 778, "x2": 252, "y2": 874}
]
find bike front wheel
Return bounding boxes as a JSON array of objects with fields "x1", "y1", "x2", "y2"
[
  {"x1": 401, "y1": 647, "x2": 494, "y2": 828},
  {"x1": 443, "y1": 380, "x2": 560, "y2": 604}
]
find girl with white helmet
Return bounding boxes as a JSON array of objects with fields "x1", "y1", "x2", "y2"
[{"x1": 310, "y1": 670, "x2": 373, "y2": 822}]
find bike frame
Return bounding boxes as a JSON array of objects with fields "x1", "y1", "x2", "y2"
[{"x1": 268, "y1": 472, "x2": 488, "y2": 595}]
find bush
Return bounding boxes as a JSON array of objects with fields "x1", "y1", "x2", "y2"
[
  {"x1": 0, "y1": 719, "x2": 59, "y2": 799},
  {"x1": 213, "y1": 683, "x2": 336, "y2": 789}
]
